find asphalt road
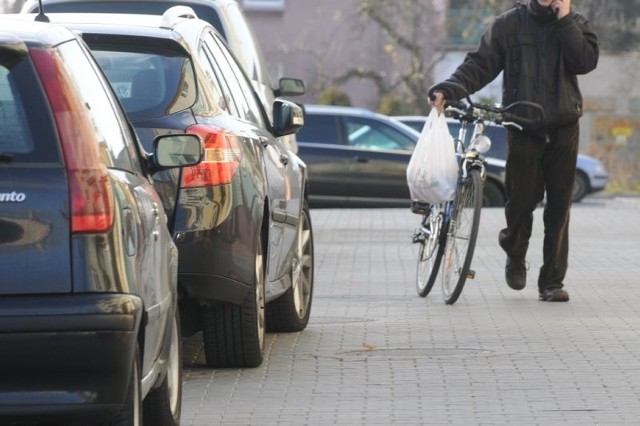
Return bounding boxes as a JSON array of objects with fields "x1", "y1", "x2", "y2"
[{"x1": 181, "y1": 195, "x2": 640, "y2": 425}]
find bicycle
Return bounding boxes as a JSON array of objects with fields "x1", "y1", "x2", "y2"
[{"x1": 412, "y1": 91, "x2": 545, "y2": 304}]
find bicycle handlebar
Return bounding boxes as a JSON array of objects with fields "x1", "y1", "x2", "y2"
[
  {"x1": 433, "y1": 82, "x2": 546, "y2": 131},
  {"x1": 446, "y1": 98, "x2": 546, "y2": 131}
]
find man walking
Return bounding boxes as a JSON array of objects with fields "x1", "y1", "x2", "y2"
[{"x1": 429, "y1": 0, "x2": 599, "y2": 301}]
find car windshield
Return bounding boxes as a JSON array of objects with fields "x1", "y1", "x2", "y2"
[{"x1": 91, "y1": 48, "x2": 196, "y2": 121}]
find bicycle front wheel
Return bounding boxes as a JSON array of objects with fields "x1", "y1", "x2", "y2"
[
  {"x1": 441, "y1": 169, "x2": 483, "y2": 304},
  {"x1": 416, "y1": 205, "x2": 447, "y2": 297}
]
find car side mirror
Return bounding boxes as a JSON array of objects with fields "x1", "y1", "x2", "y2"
[
  {"x1": 149, "y1": 133, "x2": 204, "y2": 173},
  {"x1": 274, "y1": 77, "x2": 305, "y2": 97},
  {"x1": 272, "y1": 99, "x2": 304, "y2": 137}
]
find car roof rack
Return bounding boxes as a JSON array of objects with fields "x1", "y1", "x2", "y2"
[{"x1": 160, "y1": 6, "x2": 198, "y2": 29}]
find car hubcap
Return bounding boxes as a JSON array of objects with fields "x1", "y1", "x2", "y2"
[
  {"x1": 292, "y1": 210, "x2": 312, "y2": 318},
  {"x1": 168, "y1": 314, "x2": 180, "y2": 415},
  {"x1": 256, "y1": 244, "x2": 265, "y2": 349}
]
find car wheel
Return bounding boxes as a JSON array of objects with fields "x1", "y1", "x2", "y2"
[
  {"x1": 482, "y1": 179, "x2": 505, "y2": 207},
  {"x1": 267, "y1": 201, "x2": 314, "y2": 332},
  {"x1": 572, "y1": 171, "x2": 589, "y2": 203},
  {"x1": 202, "y1": 234, "x2": 265, "y2": 368},
  {"x1": 109, "y1": 345, "x2": 142, "y2": 426},
  {"x1": 142, "y1": 308, "x2": 182, "y2": 426}
]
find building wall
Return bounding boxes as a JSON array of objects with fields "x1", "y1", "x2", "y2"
[{"x1": 244, "y1": 0, "x2": 445, "y2": 109}]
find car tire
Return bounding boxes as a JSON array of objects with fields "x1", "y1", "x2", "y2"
[
  {"x1": 572, "y1": 170, "x2": 589, "y2": 203},
  {"x1": 482, "y1": 179, "x2": 505, "y2": 207},
  {"x1": 142, "y1": 308, "x2": 182, "y2": 426},
  {"x1": 267, "y1": 201, "x2": 314, "y2": 332},
  {"x1": 202, "y1": 233, "x2": 266, "y2": 368},
  {"x1": 108, "y1": 345, "x2": 142, "y2": 426}
]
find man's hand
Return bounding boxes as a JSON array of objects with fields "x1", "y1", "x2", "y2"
[
  {"x1": 429, "y1": 91, "x2": 446, "y2": 114},
  {"x1": 551, "y1": 0, "x2": 570, "y2": 19}
]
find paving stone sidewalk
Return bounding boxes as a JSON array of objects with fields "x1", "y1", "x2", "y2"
[{"x1": 181, "y1": 196, "x2": 640, "y2": 425}]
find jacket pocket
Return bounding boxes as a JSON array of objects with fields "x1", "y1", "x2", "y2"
[
  {"x1": 507, "y1": 34, "x2": 537, "y2": 78},
  {"x1": 505, "y1": 34, "x2": 538, "y2": 99}
]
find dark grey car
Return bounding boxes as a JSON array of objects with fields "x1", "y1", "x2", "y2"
[
  {"x1": 20, "y1": 0, "x2": 307, "y2": 152},
  {"x1": 297, "y1": 104, "x2": 509, "y2": 208},
  {"x1": 0, "y1": 17, "x2": 202, "y2": 425},
  {"x1": 32, "y1": 9, "x2": 315, "y2": 369}
]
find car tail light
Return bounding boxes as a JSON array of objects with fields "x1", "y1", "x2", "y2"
[
  {"x1": 181, "y1": 124, "x2": 242, "y2": 188},
  {"x1": 30, "y1": 48, "x2": 114, "y2": 233}
]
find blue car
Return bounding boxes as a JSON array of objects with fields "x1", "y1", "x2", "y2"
[{"x1": 0, "y1": 17, "x2": 202, "y2": 425}]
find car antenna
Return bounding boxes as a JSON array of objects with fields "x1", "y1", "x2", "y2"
[{"x1": 35, "y1": 0, "x2": 50, "y2": 22}]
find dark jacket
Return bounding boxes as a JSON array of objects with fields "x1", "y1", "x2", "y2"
[{"x1": 430, "y1": 0, "x2": 599, "y2": 136}]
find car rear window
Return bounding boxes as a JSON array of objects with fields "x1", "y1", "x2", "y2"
[
  {"x1": 90, "y1": 48, "x2": 196, "y2": 121},
  {"x1": 0, "y1": 66, "x2": 33, "y2": 154},
  {"x1": 296, "y1": 114, "x2": 340, "y2": 144},
  {"x1": 0, "y1": 51, "x2": 58, "y2": 162}
]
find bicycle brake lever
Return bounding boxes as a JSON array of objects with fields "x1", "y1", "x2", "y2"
[{"x1": 501, "y1": 121, "x2": 523, "y2": 131}]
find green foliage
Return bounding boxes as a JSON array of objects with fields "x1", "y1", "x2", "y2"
[
  {"x1": 317, "y1": 86, "x2": 352, "y2": 106},
  {"x1": 452, "y1": 0, "x2": 640, "y2": 53},
  {"x1": 377, "y1": 94, "x2": 419, "y2": 116}
]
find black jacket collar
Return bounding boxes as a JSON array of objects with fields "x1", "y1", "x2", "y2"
[{"x1": 527, "y1": 0, "x2": 557, "y2": 23}]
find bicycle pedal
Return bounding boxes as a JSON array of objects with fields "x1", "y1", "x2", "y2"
[{"x1": 466, "y1": 270, "x2": 476, "y2": 279}]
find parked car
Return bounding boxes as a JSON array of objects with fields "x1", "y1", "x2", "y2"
[
  {"x1": 296, "y1": 104, "x2": 508, "y2": 208},
  {"x1": 0, "y1": 17, "x2": 203, "y2": 425},
  {"x1": 29, "y1": 8, "x2": 314, "y2": 368},
  {"x1": 20, "y1": 0, "x2": 306, "y2": 152},
  {"x1": 394, "y1": 116, "x2": 609, "y2": 203}
]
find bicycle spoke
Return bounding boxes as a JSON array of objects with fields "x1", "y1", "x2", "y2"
[{"x1": 441, "y1": 170, "x2": 482, "y2": 304}]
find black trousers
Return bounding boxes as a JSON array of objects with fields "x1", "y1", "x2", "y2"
[{"x1": 498, "y1": 124, "x2": 579, "y2": 292}]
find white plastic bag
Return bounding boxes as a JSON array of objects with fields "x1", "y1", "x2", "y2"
[{"x1": 406, "y1": 108, "x2": 458, "y2": 204}]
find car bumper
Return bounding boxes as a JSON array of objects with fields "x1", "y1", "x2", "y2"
[
  {"x1": 589, "y1": 174, "x2": 608, "y2": 192},
  {"x1": 0, "y1": 293, "x2": 143, "y2": 421}
]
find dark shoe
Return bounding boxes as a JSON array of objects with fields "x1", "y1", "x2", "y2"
[
  {"x1": 505, "y1": 256, "x2": 527, "y2": 290},
  {"x1": 539, "y1": 288, "x2": 570, "y2": 302}
]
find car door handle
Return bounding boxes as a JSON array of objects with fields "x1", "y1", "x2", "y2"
[
  {"x1": 279, "y1": 154, "x2": 289, "y2": 165},
  {"x1": 354, "y1": 156, "x2": 370, "y2": 163}
]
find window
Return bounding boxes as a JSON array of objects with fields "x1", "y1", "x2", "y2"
[
  {"x1": 90, "y1": 48, "x2": 196, "y2": 122},
  {"x1": 344, "y1": 117, "x2": 416, "y2": 151},
  {"x1": 243, "y1": 0, "x2": 285, "y2": 12},
  {"x1": 447, "y1": 0, "x2": 492, "y2": 46},
  {"x1": 57, "y1": 40, "x2": 137, "y2": 172},
  {"x1": 0, "y1": 65, "x2": 34, "y2": 154},
  {"x1": 296, "y1": 114, "x2": 339, "y2": 144},
  {"x1": 203, "y1": 32, "x2": 264, "y2": 127}
]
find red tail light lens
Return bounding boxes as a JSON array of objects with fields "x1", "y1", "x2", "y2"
[
  {"x1": 181, "y1": 124, "x2": 242, "y2": 188},
  {"x1": 30, "y1": 48, "x2": 114, "y2": 233}
]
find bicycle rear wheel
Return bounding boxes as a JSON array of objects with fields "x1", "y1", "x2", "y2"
[
  {"x1": 441, "y1": 169, "x2": 483, "y2": 304},
  {"x1": 416, "y1": 205, "x2": 447, "y2": 297}
]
